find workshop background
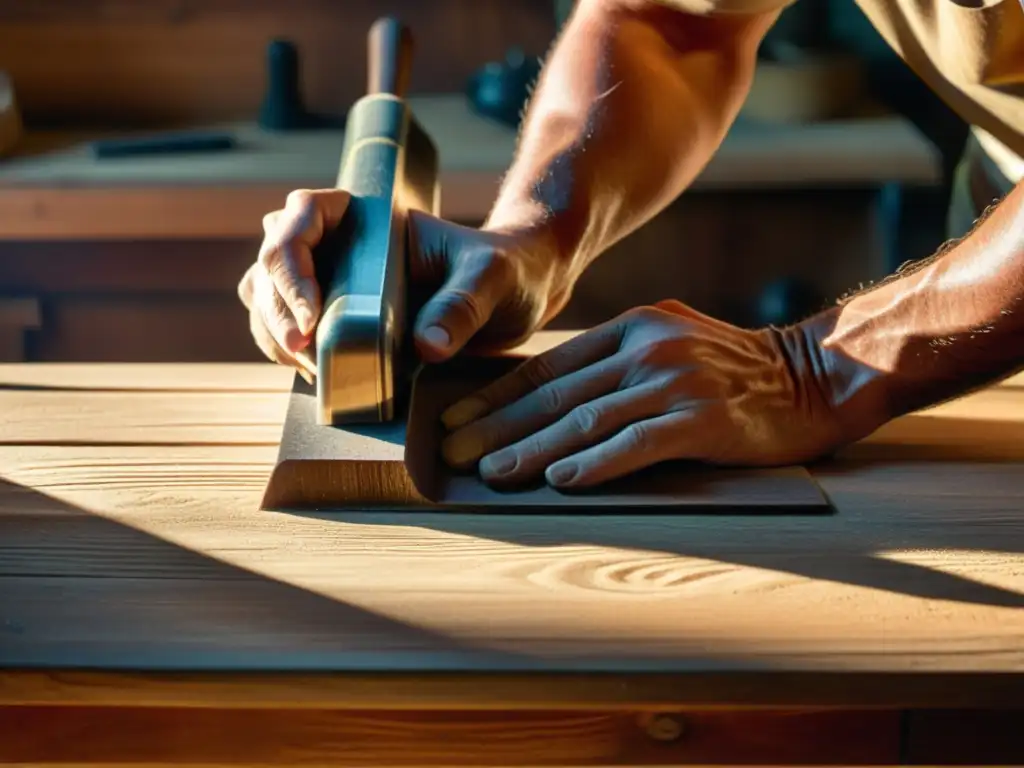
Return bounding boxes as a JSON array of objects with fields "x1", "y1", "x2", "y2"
[{"x1": 0, "y1": 0, "x2": 957, "y2": 363}]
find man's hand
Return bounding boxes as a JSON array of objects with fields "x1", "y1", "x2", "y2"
[
  {"x1": 439, "y1": 300, "x2": 861, "y2": 489},
  {"x1": 237, "y1": 189, "x2": 573, "y2": 380}
]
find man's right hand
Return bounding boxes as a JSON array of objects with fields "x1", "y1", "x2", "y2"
[{"x1": 237, "y1": 188, "x2": 572, "y2": 381}]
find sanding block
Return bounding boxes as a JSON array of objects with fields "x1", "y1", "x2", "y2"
[
  {"x1": 315, "y1": 16, "x2": 439, "y2": 425},
  {"x1": 261, "y1": 352, "x2": 834, "y2": 513}
]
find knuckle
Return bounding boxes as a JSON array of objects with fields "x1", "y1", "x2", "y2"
[
  {"x1": 661, "y1": 375, "x2": 693, "y2": 407},
  {"x1": 630, "y1": 340, "x2": 665, "y2": 369},
  {"x1": 570, "y1": 404, "x2": 602, "y2": 434},
  {"x1": 261, "y1": 210, "x2": 281, "y2": 235},
  {"x1": 285, "y1": 188, "x2": 316, "y2": 213},
  {"x1": 257, "y1": 241, "x2": 280, "y2": 270},
  {"x1": 626, "y1": 305, "x2": 661, "y2": 324},
  {"x1": 482, "y1": 250, "x2": 519, "y2": 287},
  {"x1": 632, "y1": 337, "x2": 685, "y2": 369},
  {"x1": 438, "y1": 287, "x2": 489, "y2": 332},
  {"x1": 520, "y1": 354, "x2": 557, "y2": 391},
  {"x1": 536, "y1": 383, "x2": 564, "y2": 415},
  {"x1": 620, "y1": 422, "x2": 650, "y2": 452}
]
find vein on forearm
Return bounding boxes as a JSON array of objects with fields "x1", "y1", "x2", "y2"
[
  {"x1": 825, "y1": 181, "x2": 1024, "y2": 418},
  {"x1": 484, "y1": 1, "x2": 774, "y2": 277}
]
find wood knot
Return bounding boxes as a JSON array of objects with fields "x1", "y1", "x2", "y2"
[{"x1": 638, "y1": 712, "x2": 687, "y2": 742}]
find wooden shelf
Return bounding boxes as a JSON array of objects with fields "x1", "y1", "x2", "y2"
[{"x1": 0, "y1": 94, "x2": 942, "y2": 240}]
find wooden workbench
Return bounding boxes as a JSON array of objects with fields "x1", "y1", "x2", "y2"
[
  {"x1": 1, "y1": 351, "x2": 1022, "y2": 765},
  {"x1": 0, "y1": 94, "x2": 940, "y2": 239}
]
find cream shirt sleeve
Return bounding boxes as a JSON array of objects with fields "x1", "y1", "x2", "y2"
[{"x1": 654, "y1": 0, "x2": 797, "y2": 16}]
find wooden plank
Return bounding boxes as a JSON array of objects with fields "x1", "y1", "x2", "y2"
[
  {"x1": 4, "y1": 669, "x2": 1024, "y2": 712},
  {"x1": 260, "y1": 361, "x2": 833, "y2": 511},
  {"x1": 0, "y1": 362, "x2": 290, "y2": 391},
  {"x1": 0, "y1": 333, "x2": 575, "y2": 444},
  {"x1": 0, "y1": 389, "x2": 287, "y2": 444},
  {"x1": 1, "y1": 438, "x2": 1023, "y2": 685},
  {"x1": 0, "y1": 706, "x2": 902, "y2": 766},
  {"x1": 0, "y1": 362, "x2": 1023, "y2": 707},
  {"x1": 3, "y1": 360, "x2": 1022, "y2": 448}
]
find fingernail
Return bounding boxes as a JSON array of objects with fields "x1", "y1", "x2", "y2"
[
  {"x1": 480, "y1": 450, "x2": 517, "y2": 477},
  {"x1": 441, "y1": 396, "x2": 487, "y2": 430},
  {"x1": 298, "y1": 368, "x2": 314, "y2": 385},
  {"x1": 441, "y1": 432, "x2": 485, "y2": 468},
  {"x1": 421, "y1": 325, "x2": 450, "y2": 350},
  {"x1": 547, "y1": 462, "x2": 579, "y2": 486}
]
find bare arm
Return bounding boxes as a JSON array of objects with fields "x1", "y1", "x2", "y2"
[
  {"x1": 483, "y1": 0, "x2": 780, "y2": 300},
  {"x1": 804, "y1": 184, "x2": 1024, "y2": 434}
]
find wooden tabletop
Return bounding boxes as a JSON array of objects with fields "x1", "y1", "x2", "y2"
[
  {"x1": 0, "y1": 94, "x2": 941, "y2": 239},
  {"x1": 1, "y1": 351, "x2": 1023, "y2": 711}
]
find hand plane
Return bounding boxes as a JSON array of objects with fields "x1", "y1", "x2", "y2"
[
  {"x1": 315, "y1": 16, "x2": 440, "y2": 425},
  {"x1": 259, "y1": 16, "x2": 441, "y2": 511}
]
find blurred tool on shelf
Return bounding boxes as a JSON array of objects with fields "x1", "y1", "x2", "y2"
[
  {"x1": 90, "y1": 131, "x2": 236, "y2": 159},
  {"x1": 466, "y1": 47, "x2": 541, "y2": 129},
  {"x1": 0, "y1": 71, "x2": 22, "y2": 157},
  {"x1": 258, "y1": 39, "x2": 345, "y2": 131}
]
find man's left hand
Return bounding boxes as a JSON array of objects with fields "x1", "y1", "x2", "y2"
[{"x1": 439, "y1": 299, "x2": 858, "y2": 488}]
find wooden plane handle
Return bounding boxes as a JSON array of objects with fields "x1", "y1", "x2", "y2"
[{"x1": 367, "y1": 17, "x2": 413, "y2": 98}]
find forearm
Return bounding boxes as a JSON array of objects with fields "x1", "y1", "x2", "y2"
[
  {"x1": 484, "y1": 0, "x2": 776, "y2": 283},
  {"x1": 810, "y1": 183, "x2": 1024, "y2": 431}
]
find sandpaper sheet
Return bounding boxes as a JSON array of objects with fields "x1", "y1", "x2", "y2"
[{"x1": 261, "y1": 356, "x2": 833, "y2": 513}]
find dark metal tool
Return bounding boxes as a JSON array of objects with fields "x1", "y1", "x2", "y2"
[
  {"x1": 314, "y1": 16, "x2": 440, "y2": 425},
  {"x1": 90, "y1": 130, "x2": 236, "y2": 158},
  {"x1": 260, "y1": 16, "x2": 440, "y2": 511}
]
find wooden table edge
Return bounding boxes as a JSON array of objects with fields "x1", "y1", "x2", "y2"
[{"x1": 2, "y1": 670, "x2": 1023, "y2": 710}]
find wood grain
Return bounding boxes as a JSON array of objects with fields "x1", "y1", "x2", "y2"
[
  {"x1": 0, "y1": 706, "x2": 901, "y2": 766},
  {"x1": 0, "y1": 363, "x2": 1023, "y2": 709},
  {"x1": 0, "y1": 362, "x2": 290, "y2": 391},
  {"x1": 0, "y1": 388, "x2": 288, "y2": 444}
]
